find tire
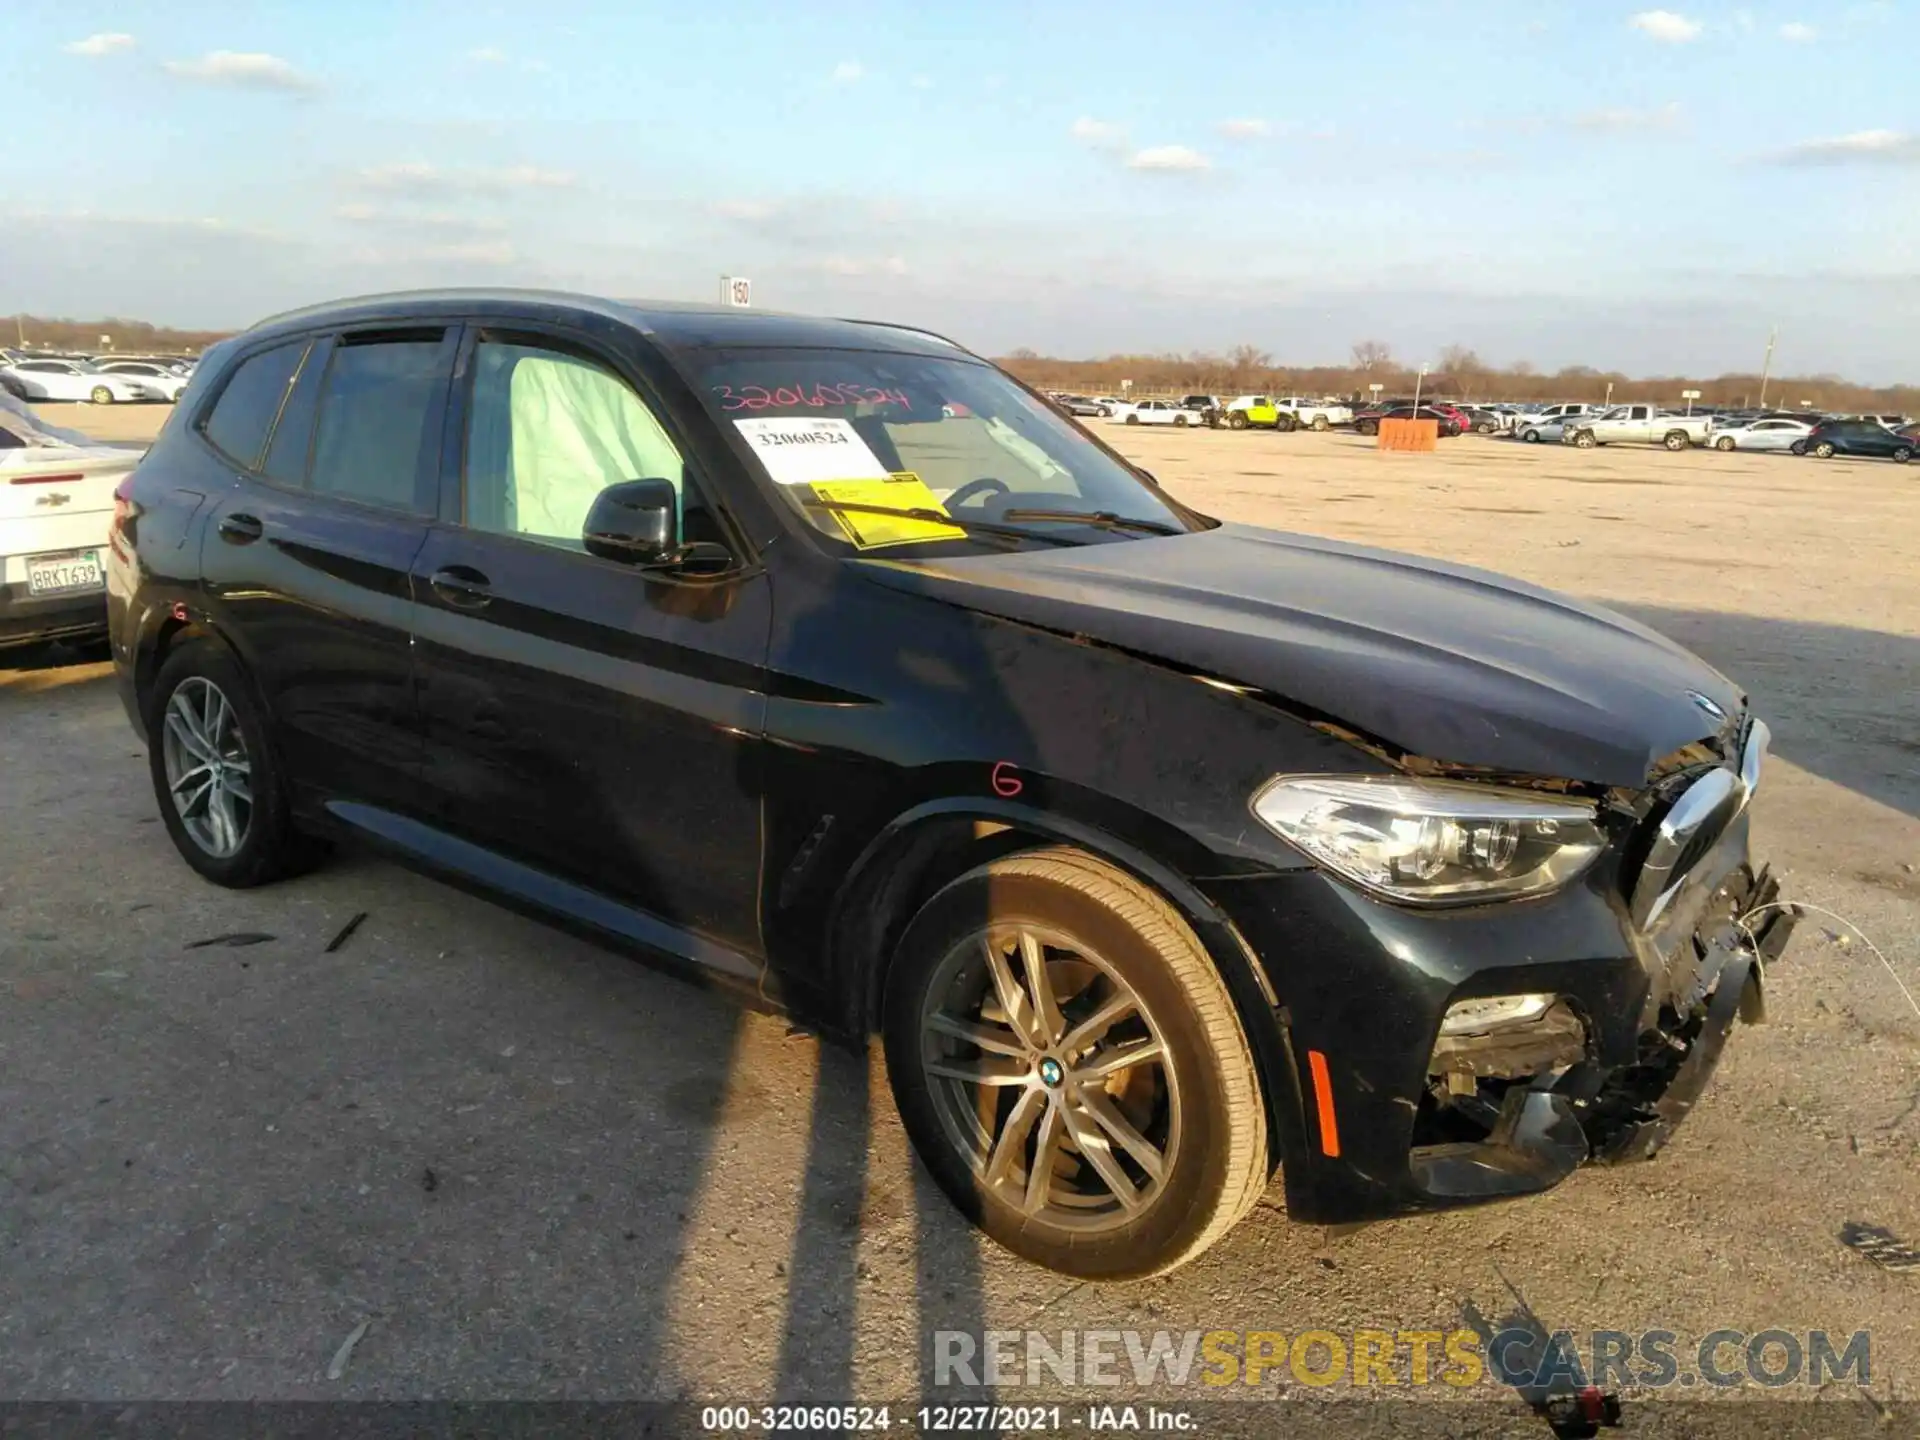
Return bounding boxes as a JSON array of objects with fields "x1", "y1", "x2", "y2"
[
  {"x1": 1715, "y1": 436, "x2": 1735, "y2": 452},
  {"x1": 1813, "y1": 442, "x2": 1835, "y2": 459},
  {"x1": 145, "y1": 639, "x2": 319, "y2": 888},
  {"x1": 1174, "y1": 414, "x2": 1188, "y2": 427},
  {"x1": 1126, "y1": 414, "x2": 1139, "y2": 425},
  {"x1": 1896, "y1": 447, "x2": 1913, "y2": 464},
  {"x1": 1358, "y1": 421, "x2": 1378, "y2": 436},
  {"x1": 1521, "y1": 429, "x2": 1541, "y2": 444},
  {"x1": 1573, "y1": 430, "x2": 1597, "y2": 449},
  {"x1": 1311, "y1": 415, "x2": 1330, "y2": 432},
  {"x1": 90, "y1": 385, "x2": 115, "y2": 405},
  {"x1": 1476, "y1": 421, "x2": 1494, "y2": 434},
  {"x1": 1790, "y1": 440, "x2": 1807, "y2": 456},
  {"x1": 1663, "y1": 430, "x2": 1689, "y2": 452},
  {"x1": 1276, "y1": 414, "x2": 1297, "y2": 433},
  {"x1": 883, "y1": 848, "x2": 1269, "y2": 1280},
  {"x1": 1229, "y1": 412, "x2": 1248, "y2": 430}
]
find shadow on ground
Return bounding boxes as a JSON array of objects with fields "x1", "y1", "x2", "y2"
[{"x1": 1612, "y1": 603, "x2": 1920, "y2": 823}]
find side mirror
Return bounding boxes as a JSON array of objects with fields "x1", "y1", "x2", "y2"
[{"x1": 584, "y1": 478, "x2": 679, "y2": 565}]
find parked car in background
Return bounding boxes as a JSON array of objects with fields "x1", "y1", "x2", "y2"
[
  {"x1": 1353, "y1": 406, "x2": 1462, "y2": 438},
  {"x1": 1093, "y1": 396, "x2": 1125, "y2": 416},
  {"x1": 1800, "y1": 419, "x2": 1914, "y2": 462},
  {"x1": 1, "y1": 392, "x2": 141, "y2": 651},
  {"x1": 1120, "y1": 399, "x2": 1205, "y2": 427},
  {"x1": 1566, "y1": 405, "x2": 1712, "y2": 451},
  {"x1": 1452, "y1": 406, "x2": 1503, "y2": 435},
  {"x1": 96, "y1": 360, "x2": 191, "y2": 403},
  {"x1": 1514, "y1": 403, "x2": 1603, "y2": 443},
  {"x1": 1052, "y1": 394, "x2": 1106, "y2": 418},
  {"x1": 1424, "y1": 402, "x2": 1474, "y2": 435},
  {"x1": 1708, "y1": 418, "x2": 1814, "y2": 453},
  {"x1": 1272, "y1": 397, "x2": 1352, "y2": 431},
  {"x1": 0, "y1": 358, "x2": 169, "y2": 405},
  {"x1": 1213, "y1": 395, "x2": 1299, "y2": 431}
]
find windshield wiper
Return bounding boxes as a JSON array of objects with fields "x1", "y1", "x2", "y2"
[
  {"x1": 997, "y1": 508, "x2": 1185, "y2": 535},
  {"x1": 799, "y1": 498, "x2": 1079, "y2": 547}
]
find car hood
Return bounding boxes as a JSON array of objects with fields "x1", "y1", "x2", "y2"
[{"x1": 856, "y1": 523, "x2": 1743, "y2": 787}]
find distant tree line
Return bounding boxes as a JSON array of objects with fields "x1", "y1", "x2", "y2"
[
  {"x1": 8, "y1": 315, "x2": 231, "y2": 356},
  {"x1": 997, "y1": 341, "x2": 1920, "y2": 415}
]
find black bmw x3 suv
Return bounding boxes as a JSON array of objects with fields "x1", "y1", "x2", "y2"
[{"x1": 108, "y1": 290, "x2": 1796, "y2": 1278}]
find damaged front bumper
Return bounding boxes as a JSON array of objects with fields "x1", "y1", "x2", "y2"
[{"x1": 1202, "y1": 808, "x2": 1799, "y2": 1224}]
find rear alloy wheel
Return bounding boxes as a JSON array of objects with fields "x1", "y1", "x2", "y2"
[
  {"x1": 147, "y1": 641, "x2": 319, "y2": 887},
  {"x1": 1522, "y1": 429, "x2": 1541, "y2": 444},
  {"x1": 1716, "y1": 436, "x2": 1736, "y2": 452},
  {"x1": 884, "y1": 849, "x2": 1269, "y2": 1279},
  {"x1": 89, "y1": 385, "x2": 115, "y2": 405},
  {"x1": 1663, "y1": 430, "x2": 1689, "y2": 451},
  {"x1": 1813, "y1": 442, "x2": 1835, "y2": 459},
  {"x1": 1311, "y1": 415, "x2": 1330, "y2": 432},
  {"x1": 1174, "y1": 414, "x2": 1188, "y2": 427},
  {"x1": 1896, "y1": 447, "x2": 1913, "y2": 464}
]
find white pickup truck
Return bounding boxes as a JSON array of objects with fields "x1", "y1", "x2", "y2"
[
  {"x1": 1565, "y1": 404, "x2": 1712, "y2": 452},
  {"x1": 1272, "y1": 397, "x2": 1352, "y2": 431}
]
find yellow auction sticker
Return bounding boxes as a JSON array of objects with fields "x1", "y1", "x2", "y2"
[{"x1": 810, "y1": 472, "x2": 966, "y2": 549}]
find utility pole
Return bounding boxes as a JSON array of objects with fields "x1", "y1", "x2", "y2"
[
  {"x1": 1757, "y1": 326, "x2": 1777, "y2": 408},
  {"x1": 13, "y1": 314, "x2": 24, "y2": 347}
]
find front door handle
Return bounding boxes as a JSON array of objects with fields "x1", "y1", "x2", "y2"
[
  {"x1": 429, "y1": 565, "x2": 492, "y2": 610},
  {"x1": 217, "y1": 512, "x2": 264, "y2": 544}
]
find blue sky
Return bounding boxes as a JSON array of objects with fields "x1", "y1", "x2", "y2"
[{"x1": 4, "y1": 0, "x2": 1915, "y2": 378}]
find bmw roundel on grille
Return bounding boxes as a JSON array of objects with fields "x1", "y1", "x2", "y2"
[{"x1": 1687, "y1": 690, "x2": 1727, "y2": 720}]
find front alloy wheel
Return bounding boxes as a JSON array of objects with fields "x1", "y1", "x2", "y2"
[
  {"x1": 919, "y1": 922, "x2": 1179, "y2": 1229},
  {"x1": 90, "y1": 385, "x2": 114, "y2": 405},
  {"x1": 885, "y1": 849, "x2": 1270, "y2": 1278}
]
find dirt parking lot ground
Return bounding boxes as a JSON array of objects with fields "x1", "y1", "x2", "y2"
[{"x1": 4, "y1": 403, "x2": 1917, "y2": 1429}]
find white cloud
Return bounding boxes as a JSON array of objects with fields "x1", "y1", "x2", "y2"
[
  {"x1": 1126, "y1": 145, "x2": 1211, "y2": 172},
  {"x1": 350, "y1": 162, "x2": 578, "y2": 194},
  {"x1": 1070, "y1": 116, "x2": 1127, "y2": 150},
  {"x1": 1628, "y1": 10, "x2": 1703, "y2": 41},
  {"x1": 336, "y1": 205, "x2": 508, "y2": 237},
  {"x1": 1216, "y1": 118, "x2": 1271, "y2": 139},
  {"x1": 815, "y1": 254, "x2": 909, "y2": 277},
  {"x1": 713, "y1": 199, "x2": 779, "y2": 221},
  {"x1": 163, "y1": 50, "x2": 319, "y2": 92},
  {"x1": 64, "y1": 33, "x2": 135, "y2": 57},
  {"x1": 1779, "y1": 21, "x2": 1817, "y2": 41},
  {"x1": 1570, "y1": 101, "x2": 1683, "y2": 133},
  {"x1": 1770, "y1": 129, "x2": 1920, "y2": 165},
  {"x1": 830, "y1": 60, "x2": 864, "y2": 83}
]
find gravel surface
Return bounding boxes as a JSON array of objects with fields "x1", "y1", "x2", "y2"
[{"x1": 3, "y1": 410, "x2": 1916, "y2": 1428}]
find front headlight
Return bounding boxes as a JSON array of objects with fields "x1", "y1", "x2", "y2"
[{"x1": 1250, "y1": 775, "x2": 1605, "y2": 904}]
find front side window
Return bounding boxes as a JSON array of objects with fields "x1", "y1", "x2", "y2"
[
  {"x1": 693, "y1": 347, "x2": 1194, "y2": 552},
  {"x1": 308, "y1": 334, "x2": 449, "y2": 513},
  {"x1": 201, "y1": 340, "x2": 307, "y2": 469},
  {"x1": 463, "y1": 339, "x2": 684, "y2": 548}
]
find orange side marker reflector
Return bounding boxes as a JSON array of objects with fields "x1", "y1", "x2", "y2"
[{"x1": 1308, "y1": 1049, "x2": 1341, "y2": 1158}]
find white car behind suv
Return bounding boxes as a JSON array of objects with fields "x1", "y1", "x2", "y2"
[
  {"x1": 1114, "y1": 399, "x2": 1206, "y2": 427},
  {"x1": 0, "y1": 358, "x2": 167, "y2": 405},
  {"x1": 1, "y1": 393, "x2": 141, "y2": 652}
]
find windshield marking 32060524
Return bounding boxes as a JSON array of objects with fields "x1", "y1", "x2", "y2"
[{"x1": 695, "y1": 348, "x2": 1193, "y2": 552}]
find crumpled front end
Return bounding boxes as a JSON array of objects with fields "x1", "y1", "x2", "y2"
[{"x1": 1205, "y1": 716, "x2": 1797, "y2": 1223}]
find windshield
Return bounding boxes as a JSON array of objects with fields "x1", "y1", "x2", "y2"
[{"x1": 691, "y1": 347, "x2": 1196, "y2": 553}]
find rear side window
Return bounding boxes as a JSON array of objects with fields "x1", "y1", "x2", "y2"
[
  {"x1": 308, "y1": 333, "x2": 450, "y2": 513},
  {"x1": 261, "y1": 339, "x2": 331, "y2": 487},
  {"x1": 201, "y1": 341, "x2": 306, "y2": 468}
]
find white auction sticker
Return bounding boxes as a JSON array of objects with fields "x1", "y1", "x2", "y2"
[{"x1": 733, "y1": 417, "x2": 892, "y2": 485}]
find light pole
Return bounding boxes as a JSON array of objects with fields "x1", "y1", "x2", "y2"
[
  {"x1": 1604, "y1": 380, "x2": 1614, "y2": 408},
  {"x1": 1412, "y1": 364, "x2": 1429, "y2": 412},
  {"x1": 1757, "y1": 325, "x2": 1777, "y2": 408}
]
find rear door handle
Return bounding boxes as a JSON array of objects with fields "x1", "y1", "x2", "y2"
[
  {"x1": 217, "y1": 513, "x2": 264, "y2": 544},
  {"x1": 429, "y1": 565, "x2": 492, "y2": 610}
]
